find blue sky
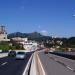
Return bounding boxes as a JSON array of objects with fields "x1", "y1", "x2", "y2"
[{"x1": 0, "y1": 0, "x2": 75, "y2": 37}]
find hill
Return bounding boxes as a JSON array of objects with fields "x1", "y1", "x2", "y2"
[{"x1": 7, "y1": 32, "x2": 51, "y2": 42}]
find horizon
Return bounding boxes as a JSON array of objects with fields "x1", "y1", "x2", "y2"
[
  {"x1": 0, "y1": 0, "x2": 75, "y2": 37},
  {"x1": 7, "y1": 31, "x2": 75, "y2": 38}
]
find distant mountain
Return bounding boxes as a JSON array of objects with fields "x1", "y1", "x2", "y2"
[
  {"x1": 8, "y1": 32, "x2": 42, "y2": 39},
  {"x1": 7, "y1": 32, "x2": 28, "y2": 38},
  {"x1": 7, "y1": 32, "x2": 51, "y2": 42}
]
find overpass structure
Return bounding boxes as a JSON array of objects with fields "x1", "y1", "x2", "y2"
[
  {"x1": 0, "y1": 50, "x2": 75, "y2": 75},
  {"x1": 26, "y1": 50, "x2": 75, "y2": 75}
]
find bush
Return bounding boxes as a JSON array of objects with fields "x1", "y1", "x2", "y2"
[{"x1": 0, "y1": 45, "x2": 9, "y2": 51}]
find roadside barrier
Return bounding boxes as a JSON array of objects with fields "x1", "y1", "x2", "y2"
[
  {"x1": 30, "y1": 52, "x2": 46, "y2": 75},
  {"x1": 0, "y1": 53, "x2": 8, "y2": 58},
  {"x1": 22, "y1": 54, "x2": 33, "y2": 75}
]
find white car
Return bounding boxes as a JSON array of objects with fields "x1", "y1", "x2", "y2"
[{"x1": 16, "y1": 52, "x2": 26, "y2": 59}]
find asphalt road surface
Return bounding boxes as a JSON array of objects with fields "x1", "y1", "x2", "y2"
[
  {"x1": 38, "y1": 51, "x2": 75, "y2": 75},
  {"x1": 0, "y1": 53, "x2": 32, "y2": 75}
]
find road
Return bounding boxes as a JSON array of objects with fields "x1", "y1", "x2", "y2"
[
  {"x1": 38, "y1": 51, "x2": 75, "y2": 75},
  {"x1": 0, "y1": 53, "x2": 32, "y2": 75}
]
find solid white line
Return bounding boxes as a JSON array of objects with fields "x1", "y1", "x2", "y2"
[
  {"x1": 1, "y1": 62, "x2": 7, "y2": 66},
  {"x1": 37, "y1": 54, "x2": 46, "y2": 75},
  {"x1": 22, "y1": 54, "x2": 33, "y2": 75}
]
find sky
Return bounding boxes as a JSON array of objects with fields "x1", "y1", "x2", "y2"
[{"x1": 0, "y1": 0, "x2": 75, "y2": 37}]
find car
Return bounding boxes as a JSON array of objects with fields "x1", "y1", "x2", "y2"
[
  {"x1": 15, "y1": 51, "x2": 26, "y2": 59},
  {"x1": 44, "y1": 51, "x2": 48, "y2": 54},
  {"x1": 8, "y1": 51, "x2": 16, "y2": 57},
  {"x1": 44, "y1": 48, "x2": 49, "y2": 54}
]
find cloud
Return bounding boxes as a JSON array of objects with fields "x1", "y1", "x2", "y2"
[
  {"x1": 41, "y1": 30, "x2": 48, "y2": 36},
  {"x1": 72, "y1": 14, "x2": 75, "y2": 17}
]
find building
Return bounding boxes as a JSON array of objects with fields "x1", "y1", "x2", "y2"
[
  {"x1": 11, "y1": 37, "x2": 38, "y2": 51},
  {"x1": 23, "y1": 41, "x2": 38, "y2": 51},
  {"x1": 11, "y1": 37, "x2": 28, "y2": 43},
  {"x1": 0, "y1": 26, "x2": 10, "y2": 41}
]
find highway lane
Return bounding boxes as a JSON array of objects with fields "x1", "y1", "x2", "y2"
[
  {"x1": 38, "y1": 51, "x2": 75, "y2": 75},
  {"x1": 0, "y1": 53, "x2": 32, "y2": 75},
  {"x1": 48, "y1": 52, "x2": 75, "y2": 71}
]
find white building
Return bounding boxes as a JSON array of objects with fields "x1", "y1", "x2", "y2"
[
  {"x1": 12, "y1": 37, "x2": 38, "y2": 51},
  {"x1": 23, "y1": 41, "x2": 38, "y2": 51}
]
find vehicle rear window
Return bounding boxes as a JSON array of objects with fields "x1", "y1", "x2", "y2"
[
  {"x1": 10, "y1": 51, "x2": 15, "y2": 53},
  {"x1": 17, "y1": 52, "x2": 25, "y2": 54}
]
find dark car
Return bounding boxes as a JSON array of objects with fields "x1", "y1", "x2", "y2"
[
  {"x1": 44, "y1": 48, "x2": 49, "y2": 54},
  {"x1": 8, "y1": 51, "x2": 16, "y2": 57}
]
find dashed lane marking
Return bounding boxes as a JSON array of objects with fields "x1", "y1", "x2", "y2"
[{"x1": 1, "y1": 62, "x2": 7, "y2": 66}]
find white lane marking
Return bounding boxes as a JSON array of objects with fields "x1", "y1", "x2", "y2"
[
  {"x1": 47, "y1": 54, "x2": 75, "y2": 72},
  {"x1": 22, "y1": 54, "x2": 33, "y2": 75},
  {"x1": 1, "y1": 62, "x2": 7, "y2": 66},
  {"x1": 66, "y1": 66, "x2": 74, "y2": 71},
  {"x1": 37, "y1": 54, "x2": 46, "y2": 75}
]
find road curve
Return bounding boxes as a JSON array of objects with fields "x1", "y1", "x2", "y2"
[
  {"x1": 38, "y1": 51, "x2": 75, "y2": 75},
  {"x1": 0, "y1": 53, "x2": 32, "y2": 75}
]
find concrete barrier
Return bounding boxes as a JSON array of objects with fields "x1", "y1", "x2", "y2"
[
  {"x1": 22, "y1": 54, "x2": 33, "y2": 75},
  {"x1": 30, "y1": 53, "x2": 37, "y2": 75},
  {"x1": 36, "y1": 53, "x2": 46, "y2": 75},
  {"x1": 30, "y1": 52, "x2": 46, "y2": 75},
  {"x1": 0, "y1": 53, "x2": 8, "y2": 58}
]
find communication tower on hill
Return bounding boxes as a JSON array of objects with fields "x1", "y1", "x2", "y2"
[{"x1": 0, "y1": 26, "x2": 7, "y2": 34}]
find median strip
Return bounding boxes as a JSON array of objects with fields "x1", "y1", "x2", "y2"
[{"x1": 30, "y1": 52, "x2": 47, "y2": 75}]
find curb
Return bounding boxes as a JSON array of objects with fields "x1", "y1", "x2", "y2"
[{"x1": 22, "y1": 54, "x2": 33, "y2": 75}]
